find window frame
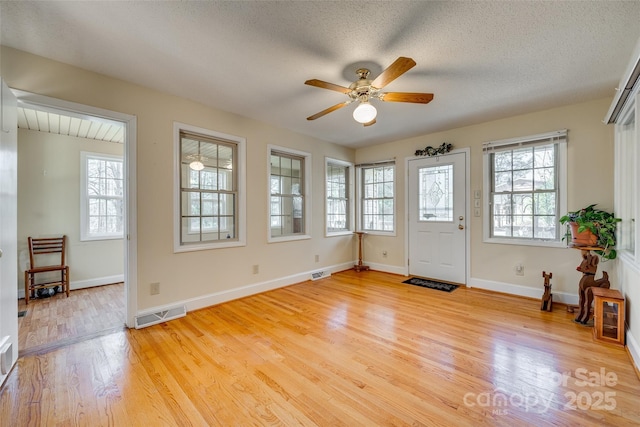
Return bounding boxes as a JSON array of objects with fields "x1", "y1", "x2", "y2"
[
  {"x1": 80, "y1": 151, "x2": 124, "y2": 241},
  {"x1": 325, "y1": 157, "x2": 354, "y2": 236},
  {"x1": 173, "y1": 122, "x2": 246, "y2": 253},
  {"x1": 267, "y1": 145, "x2": 312, "y2": 243},
  {"x1": 615, "y1": 91, "x2": 639, "y2": 264},
  {"x1": 482, "y1": 130, "x2": 567, "y2": 247},
  {"x1": 357, "y1": 162, "x2": 396, "y2": 235}
]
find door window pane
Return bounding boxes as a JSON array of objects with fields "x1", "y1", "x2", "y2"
[{"x1": 418, "y1": 164, "x2": 453, "y2": 221}]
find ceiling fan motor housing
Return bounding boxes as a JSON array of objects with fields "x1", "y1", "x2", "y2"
[{"x1": 349, "y1": 69, "x2": 377, "y2": 100}]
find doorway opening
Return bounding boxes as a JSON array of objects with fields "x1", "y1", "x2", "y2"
[{"x1": 13, "y1": 90, "x2": 136, "y2": 355}]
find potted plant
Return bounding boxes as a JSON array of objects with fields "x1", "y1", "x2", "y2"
[{"x1": 559, "y1": 204, "x2": 621, "y2": 260}]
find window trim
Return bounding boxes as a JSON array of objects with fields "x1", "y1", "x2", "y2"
[
  {"x1": 267, "y1": 144, "x2": 312, "y2": 243},
  {"x1": 482, "y1": 130, "x2": 567, "y2": 247},
  {"x1": 357, "y1": 161, "x2": 396, "y2": 236},
  {"x1": 173, "y1": 122, "x2": 246, "y2": 253},
  {"x1": 80, "y1": 151, "x2": 124, "y2": 242},
  {"x1": 325, "y1": 157, "x2": 354, "y2": 237}
]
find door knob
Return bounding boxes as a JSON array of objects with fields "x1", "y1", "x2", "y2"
[
  {"x1": 458, "y1": 224, "x2": 464, "y2": 230},
  {"x1": 459, "y1": 216, "x2": 464, "y2": 220}
]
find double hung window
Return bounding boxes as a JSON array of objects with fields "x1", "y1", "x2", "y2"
[
  {"x1": 174, "y1": 123, "x2": 245, "y2": 251},
  {"x1": 81, "y1": 152, "x2": 124, "y2": 241},
  {"x1": 359, "y1": 162, "x2": 395, "y2": 233},
  {"x1": 269, "y1": 146, "x2": 311, "y2": 241},
  {"x1": 326, "y1": 159, "x2": 353, "y2": 235},
  {"x1": 483, "y1": 130, "x2": 567, "y2": 245}
]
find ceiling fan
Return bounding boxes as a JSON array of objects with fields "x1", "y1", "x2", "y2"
[{"x1": 305, "y1": 57, "x2": 434, "y2": 126}]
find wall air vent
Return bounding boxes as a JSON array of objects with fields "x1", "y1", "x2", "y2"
[
  {"x1": 134, "y1": 305, "x2": 186, "y2": 329},
  {"x1": 311, "y1": 270, "x2": 331, "y2": 281}
]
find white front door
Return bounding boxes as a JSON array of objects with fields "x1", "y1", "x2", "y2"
[{"x1": 408, "y1": 152, "x2": 467, "y2": 284}]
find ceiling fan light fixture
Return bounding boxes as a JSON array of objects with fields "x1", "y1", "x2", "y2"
[{"x1": 353, "y1": 101, "x2": 377, "y2": 124}]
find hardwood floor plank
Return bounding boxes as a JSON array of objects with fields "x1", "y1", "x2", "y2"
[
  {"x1": 18, "y1": 283, "x2": 125, "y2": 354},
  {"x1": 3, "y1": 270, "x2": 640, "y2": 425}
]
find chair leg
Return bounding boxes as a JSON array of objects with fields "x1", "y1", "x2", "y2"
[
  {"x1": 64, "y1": 266, "x2": 70, "y2": 297},
  {"x1": 24, "y1": 271, "x2": 29, "y2": 305}
]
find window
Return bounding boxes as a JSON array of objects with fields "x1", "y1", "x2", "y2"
[
  {"x1": 483, "y1": 130, "x2": 567, "y2": 246},
  {"x1": 174, "y1": 123, "x2": 246, "y2": 252},
  {"x1": 359, "y1": 162, "x2": 395, "y2": 233},
  {"x1": 269, "y1": 146, "x2": 311, "y2": 242},
  {"x1": 419, "y1": 164, "x2": 453, "y2": 221},
  {"x1": 80, "y1": 152, "x2": 124, "y2": 241},
  {"x1": 326, "y1": 158, "x2": 354, "y2": 235}
]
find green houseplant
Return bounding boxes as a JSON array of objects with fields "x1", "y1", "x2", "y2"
[{"x1": 559, "y1": 204, "x2": 621, "y2": 260}]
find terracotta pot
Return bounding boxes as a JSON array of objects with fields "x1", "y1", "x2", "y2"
[{"x1": 568, "y1": 222, "x2": 598, "y2": 247}]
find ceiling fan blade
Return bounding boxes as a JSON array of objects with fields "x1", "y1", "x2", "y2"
[
  {"x1": 371, "y1": 57, "x2": 416, "y2": 89},
  {"x1": 363, "y1": 118, "x2": 376, "y2": 127},
  {"x1": 306, "y1": 102, "x2": 351, "y2": 120},
  {"x1": 305, "y1": 79, "x2": 352, "y2": 94},
  {"x1": 380, "y1": 92, "x2": 434, "y2": 104}
]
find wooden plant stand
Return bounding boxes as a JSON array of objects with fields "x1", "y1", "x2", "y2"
[{"x1": 354, "y1": 231, "x2": 370, "y2": 272}]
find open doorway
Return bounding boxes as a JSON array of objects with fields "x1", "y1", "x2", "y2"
[{"x1": 13, "y1": 90, "x2": 136, "y2": 354}]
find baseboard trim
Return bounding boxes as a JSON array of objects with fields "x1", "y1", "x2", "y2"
[
  {"x1": 18, "y1": 274, "x2": 125, "y2": 299},
  {"x1": 365, "y1": 261, "x2": 406, "y2": 276},
  {"x1": 136, "y1": 262, "x2": 354, "y2": 317},
  {"x1": 626, "y1": 330, "x2": 640, "y2": 380},
  {"x1": 469, "y1": 277, "x2": 579, "y2": 305}
]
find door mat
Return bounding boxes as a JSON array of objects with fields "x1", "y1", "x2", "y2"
[{"x1": 402, "y1": 277, "x2": 459, "y2": 292}]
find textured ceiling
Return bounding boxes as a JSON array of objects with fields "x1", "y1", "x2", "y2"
[{"x1": 2, "y1": 1, "x2": 640, "y2": 148}]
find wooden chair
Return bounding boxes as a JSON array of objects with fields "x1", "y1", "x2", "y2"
[{"x1": 24, "y1": 236, "x2": 70, "y2": 305}]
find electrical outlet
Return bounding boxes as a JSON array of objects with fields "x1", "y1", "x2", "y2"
[
  {"x1": 253, "y1": 264, "x2": 259, "y2": 274},
  {"x1": 515, "y1": 264, "x2": 524, "y2": 276},
  {"x1": 150, "y1": 282, "x2": 160, "y2": 295}
]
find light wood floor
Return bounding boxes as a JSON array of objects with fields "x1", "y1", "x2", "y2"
[
  {"x1": 2, "y1": 270, "x2": 639, "y2": 426},
  {"x1": 17, "y1": 283, "x2": 125, "y2": 355}
]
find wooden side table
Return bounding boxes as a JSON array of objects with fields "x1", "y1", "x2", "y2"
[{"x1": 591, "y1": 287, "x2": 625, "y2": 346}]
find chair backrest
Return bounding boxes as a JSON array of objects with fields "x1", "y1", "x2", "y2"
[{"x1": 28, "y1": 236, "x2": 67, "y2": 268}]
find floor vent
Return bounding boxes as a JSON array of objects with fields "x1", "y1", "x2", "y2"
[
  {"x1": 311, "y1": 270, "x2": 331, "y2": 281},
  {"x1": 135, "y1": 305, "x2": 186, "y2": 329}
]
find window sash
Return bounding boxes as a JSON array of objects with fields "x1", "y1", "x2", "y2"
[
  {"x1": 179, "y1": 131, "x2": 238, "y2": 245},
  {"x1": 484, "y1": 131, "x2": 566, "y2": 243},
  {"x1": 81, "y1": 153, "x2": 124, "y2": 240},
  {"x1": 326, "y1": 162, "x2": 350, "y2": 232},
  {"x1": 270, "y1": 150, "x2": 305, "y2": 237},
  {"x1": 360, "y1": 164, "x2": 395, "y2": 232}
]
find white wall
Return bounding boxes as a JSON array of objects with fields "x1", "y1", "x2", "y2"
[
  {"x1": 2, "y1": 46, "x2": 624, "y2": 321},
  {"x1": 2, "y1": 47, "x2": 356, "y2": 312},
  {"x1": 356, "y1": 97, "x2": 615, "y2": 301},
  {"x1": 17, "y1": 129, "x2": 124, "y2": 294}
]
